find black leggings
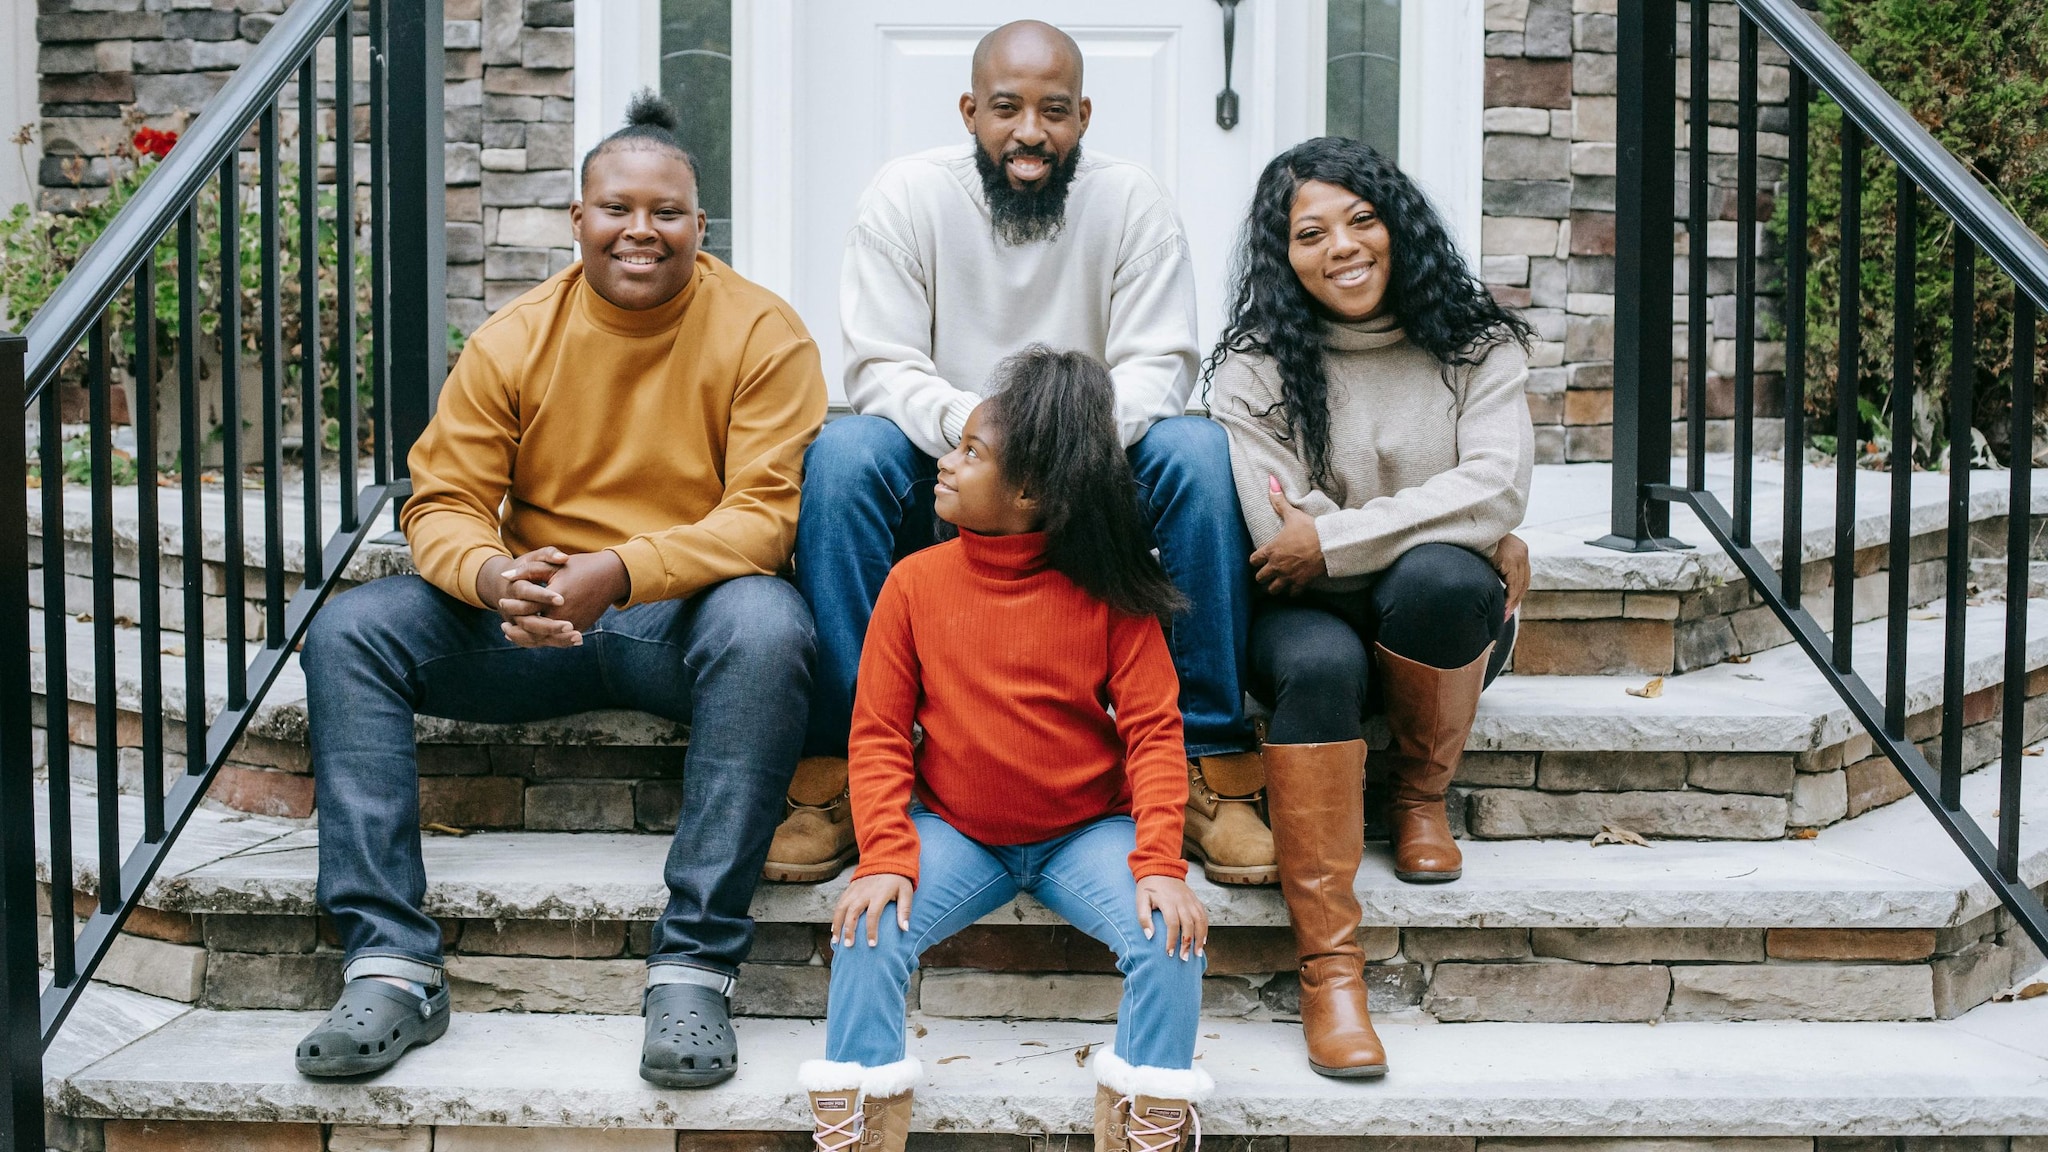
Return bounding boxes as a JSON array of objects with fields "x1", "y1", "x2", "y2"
[{"x1": 1248, "y1": 543, "x2": 1508, "y2": 745}]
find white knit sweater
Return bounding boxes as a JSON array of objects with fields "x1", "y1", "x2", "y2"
[
  {"x1": 839, "y1": 144, "x2": 1199, "y2": 457},
  {"x1": 1210, "y1": 315, "x2": 1533, "y2": 590}
]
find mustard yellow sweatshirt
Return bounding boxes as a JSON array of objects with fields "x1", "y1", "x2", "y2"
[{"x1": 402, "y1": 254, "x2": 827, "y2": 608}]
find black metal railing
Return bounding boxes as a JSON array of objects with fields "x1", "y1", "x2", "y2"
[
  {"x1": 1601, "y1": 0, "x2": 2048, "y2": 955},
  {"x1": 0, "y1": 0, "x2": 445, "y2": 1146}
]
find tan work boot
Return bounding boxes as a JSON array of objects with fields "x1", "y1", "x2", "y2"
[
  {"x1": 1182, "y1": 752, "x2": 1278, "y2": 885},
  {"x1": 764, "y1": 756, "x2": 857, "y2": 882},
  {"x1": 1265, "y1": 740, "x2": 1388, "y2": 1078},
  {"x1": 1376, "y1": 643, "x2": 1491, "y2": 884},
  {"x1": 858, "y1": 1057, "x2": 919, "y2": 1152}
]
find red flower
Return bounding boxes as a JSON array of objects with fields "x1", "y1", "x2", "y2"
[{"x1": 132, "y1": 128, "x2": 178, "y2": 160}]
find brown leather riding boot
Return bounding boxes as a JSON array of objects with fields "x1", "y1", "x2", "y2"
[
  {"x1": 1376, "y1": 644, "x2": 1491, "y2": 884},
  {"x1": 1263, "y1": 740, "x2": 1387, "y2": 1078}
]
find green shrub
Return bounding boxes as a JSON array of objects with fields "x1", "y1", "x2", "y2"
[
  {"x1": 1793, "y1": 0, "x2": 2048, "y2": 467},
  {"x1": 0, "y1": 116, "x2": 375, "y2": 465}
]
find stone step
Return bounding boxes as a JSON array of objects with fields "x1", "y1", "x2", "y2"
[
  {"x1": 40, "y1": 982, "x2": 2048, "y2": 1142},
  {"x1": 33, "y1": 593, "x2": 2048, "y2": 840},
  {"x1": 37, "y1": 750, "x2": 2048, "y2": 1025},
  {"x1": 28, "y1": 460, "x2": 2048, "y2": 673}
]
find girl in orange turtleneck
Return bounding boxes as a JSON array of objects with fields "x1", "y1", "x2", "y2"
[{"x1": 796, "y1": 347, "x2": 1211, "y2": 1152}]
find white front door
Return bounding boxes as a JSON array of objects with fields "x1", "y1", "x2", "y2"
[{"x1": 736, "y1": 0, "x2": 1324, "y2": 402}]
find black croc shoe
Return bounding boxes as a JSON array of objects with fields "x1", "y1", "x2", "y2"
[
  {"x1": 296, "y1": 978, "x2": 450, "y2": 1078},
  {"x1": 640, "y1": 982, "x2": 738, "y2": 1087}
]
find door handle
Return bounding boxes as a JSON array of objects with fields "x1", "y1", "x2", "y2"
[{"x1": 1216, "y1": 0, "x2": 1241, "y2": 129}]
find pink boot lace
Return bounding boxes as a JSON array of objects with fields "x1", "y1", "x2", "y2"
[
  {"x1": 812, "y1": 1108, "x2": 860, "y2": 1152},
  {"x1": 1121, "y1": 1095, "x2": 1201, "y2": 1152}
]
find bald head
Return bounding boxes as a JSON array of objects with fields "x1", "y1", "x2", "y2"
[{"x1": 971, "y1": 20, "x2": 1083, "y2": 96}]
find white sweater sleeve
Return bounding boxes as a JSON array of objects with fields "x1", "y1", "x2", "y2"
[
  {"x1": 840, "y1": 192, "x2": 981, "y2": 460},
  {"x1": 1105, "y1": 208, "x2": 1200, "y2": 448}
]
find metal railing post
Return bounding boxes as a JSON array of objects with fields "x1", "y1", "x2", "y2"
[
  {"x1": 385, "y1": 0, "x2": 446, "y2": 484},
  {"x1": 1591, "y1": 0, "x2": 1685, "y2": 551},
  {"x1": 0, "y1": 332, "x2": 44, "y2": 1151}
]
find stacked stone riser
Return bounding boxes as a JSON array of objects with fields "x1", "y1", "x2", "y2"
[
  {"x1": 40, "y1": 880, "x2": 2046, "y2": 1030},
  {"x1": 31, "y1": 666, "x2": 2046, "y2": 842}
]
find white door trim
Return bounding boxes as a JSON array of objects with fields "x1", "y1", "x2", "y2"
[
  {"x1": 571, "y1": 0, "x2": 662, "y2": 199},
  {"x1": 731, "y1": 0, "x2": 797, "y2": 298},
  {"x1": 1398, "y1": 0, "x2": 1485, "y2": 267}
]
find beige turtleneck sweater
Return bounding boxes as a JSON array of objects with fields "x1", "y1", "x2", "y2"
[{"x1": 1208, "y1": 315, "x2": 1533, "y2": 591}]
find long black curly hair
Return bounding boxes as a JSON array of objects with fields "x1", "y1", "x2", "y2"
[
  {"x1": 1207, "y1": 136, "x2": 1532, "y2": 490},
  {"x1": 975, "y1": 346, "x2": 1187, "y2": 624}
]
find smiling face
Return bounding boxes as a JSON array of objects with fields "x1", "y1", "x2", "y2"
[
  {"x1": 570, "y1": 147, "x2": 706, "y2": 311},
  {"x1": 1287, "y1": 178, "x2": 1395, "y2": 322},
  {"x1": 960, "y1": 24, "x2": 1090, "y2": 195},
  {"x1": 934, "y1": 407, "x2": 1039, "y2": 536}
]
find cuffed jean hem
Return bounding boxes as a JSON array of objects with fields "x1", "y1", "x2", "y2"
[
  {"x1": 647, "y1": 959, "x2": 737, "y2": 995},
  {"x1": 344, "y1": 953, "x2": 443, "y2": 986},
  {"x1": 1185, "y1": 737, "x2": 1257, "y2": 759}
]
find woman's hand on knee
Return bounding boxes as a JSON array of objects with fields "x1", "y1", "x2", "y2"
[
  {"x1": 1491, "y1": 532, "x2": 1531, "y2": 619},
  {"x1": 832, "y1": 873, "x2": 914, "y2": 948},
  {"x1": 1135, "y1": 875, "x2": 1208, "y2": 961}
]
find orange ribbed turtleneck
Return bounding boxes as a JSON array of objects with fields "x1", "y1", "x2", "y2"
[{"x1": 847, "y1": 529, "x2": 1189, "y2": 885}]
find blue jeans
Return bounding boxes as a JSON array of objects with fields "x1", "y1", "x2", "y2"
[
  {"x1": 303, "y1": 573, "x2": 814, "y2": 985},
  {"x1": 824, "y1": 809, "x2": 1204, "y2": 1068},
  {"x1": 794, "y1": 414, "x2": 1253, "y2": 759}
]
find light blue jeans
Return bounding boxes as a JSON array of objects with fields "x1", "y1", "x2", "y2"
[{"x1": 824, "y1": 808, "x2": 1204, "y2": 1069}]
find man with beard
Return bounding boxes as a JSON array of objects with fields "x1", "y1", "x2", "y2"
[{"x1": 766, "y1": 21, "x2": 1273, "y2": 892}]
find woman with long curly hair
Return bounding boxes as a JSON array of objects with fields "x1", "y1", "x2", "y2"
[{"x1": 1208, "y1": 136, "x2": 1534, "y2": 1078}]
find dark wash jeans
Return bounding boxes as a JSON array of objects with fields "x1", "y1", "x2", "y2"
[
  {"x1": 304, "y1": 573, "x2": 814, "y2": 985},
  {"x1": 793, "y1": 413, "x2": 1256, "y2": 760}
]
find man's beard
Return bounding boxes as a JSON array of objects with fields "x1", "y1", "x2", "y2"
[{"x1": 974, "y1": 142, "x2": 1083, "y2": 247}]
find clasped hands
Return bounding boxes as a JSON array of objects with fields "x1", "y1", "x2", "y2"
[
  {"x1": 475, "y1": 546, "x2": 631, "y2": 648},
  {"x1": 1252, "y1": 474, "x2": 1531, "y2": 618}
]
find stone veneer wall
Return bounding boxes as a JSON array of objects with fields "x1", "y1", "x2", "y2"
[
  {"x1": 38, "y1": 0, "x2": 1798, "y2": 456},
  {"x1": 1481, "y1": 0, "x2": 1791, "y2": 463}
]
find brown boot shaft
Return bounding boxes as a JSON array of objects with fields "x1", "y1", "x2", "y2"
[
  {"x1": 1376, "y1": 643, "x2": 1491, "y2": 882},
  {"x1": 859, "y1": 1089, "x2": 913, "y2": 1152},
  {"x1": 1262, "y1": 740, "x2": 1385, "y2": 1077}
]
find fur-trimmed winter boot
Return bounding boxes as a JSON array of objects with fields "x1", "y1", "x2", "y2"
[
  {"x1": 796, "y1": 1057, "x2": 920, "y2": 1152},
  {"x1": 1092, "y1": 1047, "x2": 1211, "y2": 1152}
]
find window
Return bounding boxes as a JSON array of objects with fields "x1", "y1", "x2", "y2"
[
  {"x1": 660, "y1": 0, "x2": 733, "y2": 263},
  {"x1": 1326, "y1": 0, "x2": 1402, "y2": 160}
]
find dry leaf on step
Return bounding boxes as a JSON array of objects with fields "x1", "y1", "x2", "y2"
[
  {"x1": 1725, "y1": 654, "x2": 1752, "y2": 664},
  {"x1": 1591, "y1": 823, "x2": 1651, "y2": 847},
  {"x1": 912, "y1": 1023, "x2": 928, "y2": 1038},
  {"x1": 2027, "y1": 746, "x2": 2044, "y2": 757},
  {"x1": 422, "y1": 822, "x2": 469, "y2": 837},
  {"x1": 1994, "y1": 981, "x2": 2047, "y2": 1002},
  {"x1": 1204, "y1": 1033, "x2": 1220, "y2": 1039},
  {"x1": 1791, "y1": 827, "x2": 1819, "y2": 840},
  {"x1": 160, "y1": 645, "x2": 183, "y2": 657},
  {"x1": 1625, "y1": 677, "x2": 1664, "y2": 699},
  {"x1": 1073, "y1": 1043, "x2": 1094, "y2": 1067},
  {"x1": 1908, "y1": 609, "x2": 1940, "y2": 620},
  {"x1": 1020, "y1": 1041, "x2": 1048, "y2": 1047},
  {"x1": 937, "y1": 1055, "x2": 970, "y2": 1065}
]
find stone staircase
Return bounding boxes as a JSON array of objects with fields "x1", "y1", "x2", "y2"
[{"x1": 27, "y1": 458, "x2": 2048, "y2": 1150}]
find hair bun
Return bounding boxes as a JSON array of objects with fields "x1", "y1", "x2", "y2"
[{"x1": 624, "y1": 89, "x2": 681, "y2": 132}]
